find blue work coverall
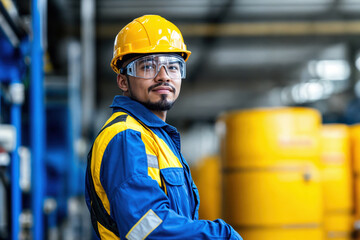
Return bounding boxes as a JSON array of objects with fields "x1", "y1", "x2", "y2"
[{"x1": 85, "y1": 95, "x2": 242, "y2": 240}]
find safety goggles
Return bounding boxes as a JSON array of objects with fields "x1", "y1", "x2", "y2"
[{"x1": 120, "y1": 54, "x2": 186, "y2": 79}]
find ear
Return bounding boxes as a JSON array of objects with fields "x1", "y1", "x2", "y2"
[{"x1": 117, "y1": 74, "x2": 129, "y2": 92}]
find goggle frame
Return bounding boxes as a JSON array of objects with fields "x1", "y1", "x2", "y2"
[{"x1": 120, "y1": 54, "x2": 186, "y2": 80}]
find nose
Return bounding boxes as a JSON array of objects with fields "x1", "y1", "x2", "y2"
[{"x1": 154, "y1": 66, "x2": 170, "y2": 82}]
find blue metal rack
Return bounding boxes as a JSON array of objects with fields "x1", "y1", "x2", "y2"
[
  {"x1": 0, "y1": 30, "x2": 27, "y2": 240},
  {"x1": 31, "y1": 0, "x2": 45, "y2": 239},
  {"x1": 0, "y1": 0, "x2": 31, "y2": 238},
  {"x1": 1, "y1": 1, "x2": 88, "y2": 238},
  {"x1": 0, "y1": 0, "x2": 45, "y2": 239}
]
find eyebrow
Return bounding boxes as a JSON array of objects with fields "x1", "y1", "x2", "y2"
[
  {"x1": 137, "y1": 59, "x2": 155, "y2": 65},
  {"x1": 137, "y1": 56, "x2": 183, "y2": 65}
]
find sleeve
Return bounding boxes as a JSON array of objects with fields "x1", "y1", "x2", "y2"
[
  {"x1": 100, "y1": 129, "x2": 243, "y2": 240},
  {"x1": 191, "y1": 178, "x2": 200, "y2": 220}
]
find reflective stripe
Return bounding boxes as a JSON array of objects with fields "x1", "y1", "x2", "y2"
[
  {"x1": 126, "y1": 209, "x2": 162, "y2": 240},
  {"x1": 147, "y1": 154, "x2": 159, "y2": 169},
  {"x1": 97, "y1": 222, "x2": 120, "y2": 240}
]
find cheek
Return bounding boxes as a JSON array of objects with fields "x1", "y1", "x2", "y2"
[
  {"x1": 130, "y1": 81, "x2": 146, "y2": 95},
  {"x1": 174, "y1": 82, "x2": 181, "y2": 96}
]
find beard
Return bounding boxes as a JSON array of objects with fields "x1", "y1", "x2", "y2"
[
  {"x1": 126, "y1": 78, "x2": 177, "y2": 111},
  {"x1": 141, "y1": 94, "x2": 175, "y2": 111},
  {"x1": 128, "y1": 84, "x2": 176, "y2": 111}
]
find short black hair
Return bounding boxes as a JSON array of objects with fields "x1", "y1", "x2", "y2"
[{"x1": 116, "y1": 54, "x2": 140, "y2": 70}]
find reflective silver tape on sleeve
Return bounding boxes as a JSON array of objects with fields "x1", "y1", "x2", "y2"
[
  {"x1": 147, "y1": 154, "x2": 159, "y2": 169},
  {"x1": 126, "y1": 209, "x2": 162, "y2": 240}
]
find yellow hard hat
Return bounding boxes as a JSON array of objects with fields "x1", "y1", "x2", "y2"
[{"x1": 110, "y1": 15, "x2": 191, "y2": 74}]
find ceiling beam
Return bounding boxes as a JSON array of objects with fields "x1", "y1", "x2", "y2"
[{"x1": 97, "y1": 20, "x2": 360, "y2": 38}]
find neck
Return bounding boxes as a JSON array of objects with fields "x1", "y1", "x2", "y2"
[{"x1": 152, "y1": 110, "x2": 167, "y2": 122}]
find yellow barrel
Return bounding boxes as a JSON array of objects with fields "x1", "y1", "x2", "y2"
[
  {"x1": 321, "y1": 124, "x2": 353, "y2": 240},
  {"x1": 220, "y1": 107, "x2": 321, "y2": 168},
  {"x1": 191, "y1": 155, "x2": 221, "y2": 220},
  {"x1": 351, "y1": 124, "x2": 360, "y2": 239},
  {"x1": 219, "y1": 107, "x2": 323, "y2": 240}
]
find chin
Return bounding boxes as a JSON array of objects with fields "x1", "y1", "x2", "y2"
[{"x1": 145, "y1": 98, "x2": 175, "y2": 111}]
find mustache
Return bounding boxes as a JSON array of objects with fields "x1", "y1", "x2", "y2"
[{"x1": 148, "y1": 82, "x2": 176, "y2": 93}]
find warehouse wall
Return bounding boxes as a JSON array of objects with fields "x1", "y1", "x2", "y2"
[{"x1": 1, "y1": 0, "x2": 360, "y2": 239}]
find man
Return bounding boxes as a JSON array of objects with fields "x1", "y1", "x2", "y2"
[{"x1": 85, "y1": 15, "x2": 242, "y2": 240}]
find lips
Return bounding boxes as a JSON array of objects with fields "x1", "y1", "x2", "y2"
[
  {"x1": 148, "y1": 83, "x2": 175, "y2": 94},
  {"x1": 152, "y1": 86, "x2": 173, "y2": 94}
]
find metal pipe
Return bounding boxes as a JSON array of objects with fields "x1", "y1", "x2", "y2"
[
  {"x1": 31, "y1": 0, "x2": 45, "y2": 239},
  {"x1": 81, "y1": 0, "x2": 95, "y2": 137},
  {"x1": 10, "y1": 81, "x2": 21, "y2": 240},
  {"x1": 68, "y1": 41, "x2": 82, "y2": 196}
]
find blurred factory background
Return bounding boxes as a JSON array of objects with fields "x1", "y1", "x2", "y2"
[{"x1": 1, "y1": 0, "x2": 360, "y2": 239}]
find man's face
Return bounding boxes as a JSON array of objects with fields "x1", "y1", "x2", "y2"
[{"x1": 117, "y1": 54, "x2": 183, "y2": 111}]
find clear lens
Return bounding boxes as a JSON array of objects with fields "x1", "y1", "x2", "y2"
[{"x1": 125, "y1": 54, "x2": 186, "y2": 79}]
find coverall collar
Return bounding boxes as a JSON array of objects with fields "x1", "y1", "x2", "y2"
[{"x1": 110, "y1": 95, "x2": 169, "y2": 128}]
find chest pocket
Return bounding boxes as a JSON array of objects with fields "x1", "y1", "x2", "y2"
[
  {"x1": 161, "y1": 167, "x2": 194, "y2": 217},
  {"x1": 161, "y1": 167, "x2": 184, "y2": 186}
]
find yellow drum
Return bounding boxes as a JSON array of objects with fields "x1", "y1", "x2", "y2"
[
  {"x1": 191, "y1": 155, "x2": 221, "y2": 220},
  {"x1": 351, "y1": 124, "x2": 360, "y2": 239},
  {"x1": 321, "y1": 124, "x2": 353, "y2": 240},
  {"x1": 219, "y1": 107, "x2": 321, "y2": 168},
  {"x1": 219, "y1": 107, "x2": 323, "y2": 240},
  {"x1": 237, "y1": 227, "x2": 323, "y2": 240}
]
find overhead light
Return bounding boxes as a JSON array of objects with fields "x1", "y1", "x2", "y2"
[
  {"x1": 308, "y1": 60, "x2": 350, "y2": 81},
  {"x1": 355, "y1": 80, "x2": 360, "y2": 98},
  {"x1": 303, "y1": 82, "x2": 324, "y2": 101},
  {"x1": 280, "y1": 80, "x2": 335, "y2": 104},
  {"x1": 355, "y1": 55, "x2": 360, "y2": 71}
]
